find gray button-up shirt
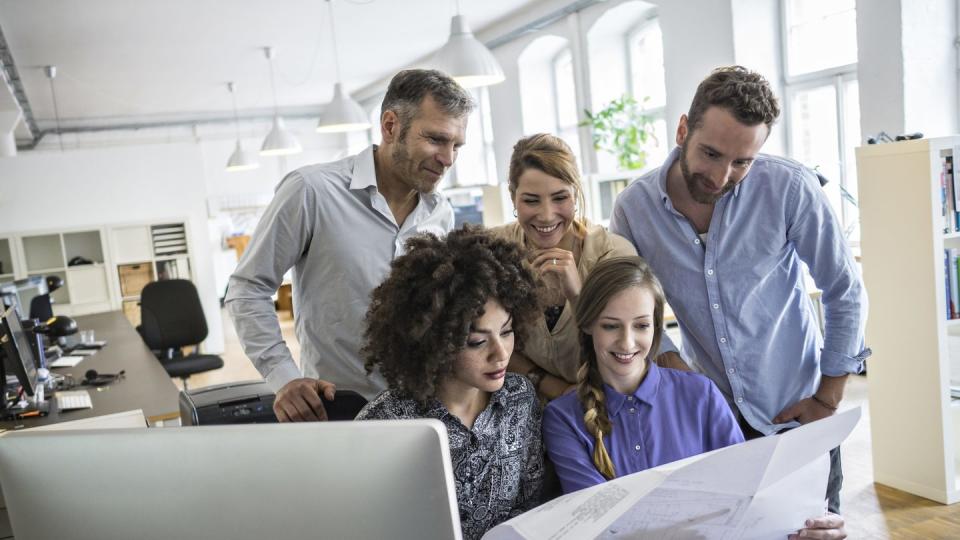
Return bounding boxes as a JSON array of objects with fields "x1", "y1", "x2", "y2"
[
  {"x1": 611, "y1": 147, "x2": 869, "y2": 434},
  {"x1": 225, "y1": 146, "x2": 455, "y2": 398}
]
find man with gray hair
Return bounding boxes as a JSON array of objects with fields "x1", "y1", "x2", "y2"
[{"x1": 226, "y1": 69, "x2": 474, "y2": 422}]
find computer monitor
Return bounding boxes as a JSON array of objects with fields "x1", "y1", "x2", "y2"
[
  {"x1": 0, "y1": 305, "x2": 39, "y2": 397},
  {"x1": 0, "y1": 419, "x2": 463, "y2": 540},
  {"x1": 0, "y1": 276, "x2": 48, "y2": 320}
]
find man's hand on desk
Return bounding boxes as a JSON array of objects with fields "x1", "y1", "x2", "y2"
[{"x1": 273, "y1": 378, "x2": 336, "y2": 422}]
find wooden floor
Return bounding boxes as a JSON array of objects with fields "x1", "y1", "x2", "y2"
[{"x1": 195, "y1": 308, "x2": 960, "y2": 539}]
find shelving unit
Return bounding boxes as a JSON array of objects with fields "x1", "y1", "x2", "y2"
[
  {"x1": 110, "y1": 222, "x2": 192, "y2": 327},
  {"x1": 15, "y1": 229, "x2": 111, "y2": 316},
  {"x1": 857, "y1": 136, "x2": 960, "y2": 504}
]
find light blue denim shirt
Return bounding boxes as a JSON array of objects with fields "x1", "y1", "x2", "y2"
[{"x1": 610, "y1": 147, "x2": 869, "y2": 435}]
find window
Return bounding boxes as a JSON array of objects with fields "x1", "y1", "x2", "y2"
[
  {"x1": 783, "y1": 0, "x2": 860, "y2": 243},
  {"x1": 626, "y1": 18, "x2": 668, "y2": 172},
  {"x1": 449, "y1": 87, "x2": 497, "y2": 187},
  {"x1": 552, "y1": 49, "x2": 582, "y2": 166}
]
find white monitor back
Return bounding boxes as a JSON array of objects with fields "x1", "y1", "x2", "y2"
[{"x1": 0, "y1": 419, "x2": 462, "y2": 540}]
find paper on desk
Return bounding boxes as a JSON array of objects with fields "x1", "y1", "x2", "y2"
[
  {"x1": 483, "y1": 408, "x2": 860, "y2": 540},
  {"x1": 48, "y1": 355, "x2": 85, "y2": 368}
]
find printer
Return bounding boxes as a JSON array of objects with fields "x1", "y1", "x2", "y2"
[{"x1": 179, "y1": 380, "x2": 277, "y2": 426}]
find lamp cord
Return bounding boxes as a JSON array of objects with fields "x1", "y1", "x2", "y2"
[
  {"x1": 47, "y1": 72, "x2": 64, "y2": 152},
  {"x1": 267, "y1": 54, "x2": 280, "y2": 116},
  {"x1": 228, "y1": 83, "x2": 242, "y2": 140},
  {"x1": 327, "y1": 0, "x2": 343, "y2": 84}
]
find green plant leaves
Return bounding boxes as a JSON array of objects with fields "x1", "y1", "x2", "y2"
[{"x1": 580, "y1": 94, "x2": 658, "y2": 171}]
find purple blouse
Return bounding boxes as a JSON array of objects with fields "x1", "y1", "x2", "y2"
[{"x1": 543, "y1": 362, "x2": 745, "y2": 494}]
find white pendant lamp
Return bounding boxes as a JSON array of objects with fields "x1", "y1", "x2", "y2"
[
  {"x1": 316, "y1": 0, "x2": 370, "y2": 133},
  {"x1": 433, "y1": 7, "x2": 504, "y2": 89},
  {"x1": 260, "y1": 47, "x2": 302, "y2": 156},
  {"x1": 225, "y1": 82, "x2": 259, "y2": 172}
]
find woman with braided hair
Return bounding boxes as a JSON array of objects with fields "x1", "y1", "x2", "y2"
[
  {"x1": 356, "y1": 224, "x2": 544, "y2": 540},
  {"x1": 542, "y1": 255, "x2": 742, "y2": 490},
  {"x1": 542, "y1": 256, "x2": 848, "y2": 539}
]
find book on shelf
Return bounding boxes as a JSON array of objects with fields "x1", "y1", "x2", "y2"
[
  {"x1": 944, "y1": 248, "x2": 960, "y2": 319},
  {"x1": 942, "y1": 155, "x2": 959, "y2": 233}
]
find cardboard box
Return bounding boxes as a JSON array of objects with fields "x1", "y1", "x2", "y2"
[{"x1": 118, "y1": 263, "x2": 154, "y2": 297}]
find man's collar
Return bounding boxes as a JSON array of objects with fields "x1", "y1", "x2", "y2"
[
  {"x1": 349, "y1": 145, "x2": 378, "y2": 191},
  {"x1": 353, "y1": 144, "x2": 443, "y2": 205}
]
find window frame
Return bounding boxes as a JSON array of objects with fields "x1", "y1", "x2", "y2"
[{"x1": 780, "y1": 0, "x2": 860, "y2": 244}]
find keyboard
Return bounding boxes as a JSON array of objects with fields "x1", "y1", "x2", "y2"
[{"x1": 56, "y1": 391, "x2": 93, "y2": 411}]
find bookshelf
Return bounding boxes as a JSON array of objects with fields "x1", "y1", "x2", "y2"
[
  {"x1": 110, "y1": 222, "x2": 192, "y2": 327},
  {"x1": 857, "y1": 137, "x2": 960, "y2": 504},
  {"x1": 15, "y1": 229, "x2": 112, "y2": 316}
]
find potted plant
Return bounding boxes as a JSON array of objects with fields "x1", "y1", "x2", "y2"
[{"x1": 581, "y1": 94, "x2": 658, "y2": 171}]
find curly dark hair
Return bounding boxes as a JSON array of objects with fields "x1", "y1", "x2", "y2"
[
  {"x1": 363, "y1": 224, "x2": 540, "y2": 403},
  {"x1": 687, "y1": 65, "x2": 780, "y2": 133}
]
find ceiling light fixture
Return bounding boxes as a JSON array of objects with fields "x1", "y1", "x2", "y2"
[
  {"x1": 433, "y1": 0, "x2": 505, "y2": 88},
  {"x1": 316, "y1": 0, "x2": 371, "y2": 133},
  {"x1": 44, "y1": 65, "x2": 64, "y2": 151},
  {"x1": 260, "y1": 47, "x2": 302, "y2": 156},
  {"x1": 225, "y1": 82, "x2": 259, "y2": 172}
]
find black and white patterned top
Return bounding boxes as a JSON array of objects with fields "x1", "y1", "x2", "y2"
[{"x1": 356, "y1": 373, "x2": 545, "y2": 540}]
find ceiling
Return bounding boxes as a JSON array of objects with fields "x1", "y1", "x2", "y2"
[{"x1": 0, "y1": 0, "x2": 541, "y2": 135}]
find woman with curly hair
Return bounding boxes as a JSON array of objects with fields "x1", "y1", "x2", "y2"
[
  {"x1": 542, "y1": 257, "x2": 847, "y2": 538},
  {"x1": 356, "y1": 225, "x2": 544, "y2": 540}
]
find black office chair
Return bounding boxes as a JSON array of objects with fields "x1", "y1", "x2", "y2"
[{"x1": 137, "y1": 279, "x2": 223, "y2": 389}]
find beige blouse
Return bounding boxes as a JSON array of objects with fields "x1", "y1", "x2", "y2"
[{"x1": 489, "y1": 221, "x2": 637, "y2": 383}]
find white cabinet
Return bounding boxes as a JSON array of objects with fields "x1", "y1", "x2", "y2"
[
  {"x1": 14, "y1": 229, "x2": 111, "y2": 316},
  {"x1": 857, "y1": 137, "x2": 960, "y2": 504}
]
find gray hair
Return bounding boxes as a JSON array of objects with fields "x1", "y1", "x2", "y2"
[{"x1": 381, "y1": 69, "x2": 475, "y2": 141}]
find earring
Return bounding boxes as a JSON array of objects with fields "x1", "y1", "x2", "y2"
[{"x1": 513, "y1": 208, "x2": 518, "y2": 218}]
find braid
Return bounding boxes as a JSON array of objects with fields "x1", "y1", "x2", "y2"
[{"x1": 576, "y1": 346, "x2": 616, "y2": 480}]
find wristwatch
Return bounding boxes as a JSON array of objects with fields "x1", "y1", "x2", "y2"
[{"x1": 525, "y1": 367, "x2": 547, "y2": 392}]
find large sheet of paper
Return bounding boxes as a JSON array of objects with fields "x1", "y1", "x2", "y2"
[{"x1": 484, "y1": 408, "x2": 860, "y2": 540}]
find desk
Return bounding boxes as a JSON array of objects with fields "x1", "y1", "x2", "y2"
[{"x1": 0, "y1": 311, "x2": 181, "y2": 430}]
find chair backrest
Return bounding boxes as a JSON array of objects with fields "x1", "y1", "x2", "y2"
[
  {"x1": 139, "y1": 279, "x2": 208, "y2": 349},
  {"x1": 28, "y1": 292, "x2": 53, "y2": 321}
]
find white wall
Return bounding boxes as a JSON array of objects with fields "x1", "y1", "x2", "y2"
[
  {"x1": 0, "y1": 142, "x2": 226, "y2": 353},
  {"x1": 857, "y1": 0, "x2": 958, "y2": 140}
]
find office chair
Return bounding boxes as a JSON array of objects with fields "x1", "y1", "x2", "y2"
[{"x1": 137, "y1": 279, "x2": 223, "y2": 389}]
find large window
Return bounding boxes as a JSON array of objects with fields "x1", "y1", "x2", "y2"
[
  {"x1": 783, "y1": 0, "x2": 860, "y2": 242},
  {"x1": 517, "y1": 35, "x2": 582, "y2": 166},
  {"x1": 552, "y1": 49, "x2": 582, "y2": 165},
  {"x1": 626, "y1": 18, "x2": 668, "y2": 173},
  {"x1": 450, "y1": 87, "x2": 497, "y2": 187}
]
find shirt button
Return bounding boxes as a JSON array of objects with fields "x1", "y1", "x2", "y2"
[
  {"x1": 736, "y1": 396, "x2": 744, "y2": 403},
  {"x1": 707, "y1": 269, "x2": 714, "y2": 276},
  {"x1": 626, "y1": 396, "x2": 634, "y2": 402},
  {"x1": 694, "y1": 238, "x2": 701, "y2": 245},
  {"x1": 720, "y1": 337, "x2": 727, "y2": 343},
  {"x1": 727, "y1": 368, "x2": 735, "y2": 374},
  {"x1": 635, "y1": 444, "x2": 642, "y2": 451},
  {"x1": 629, "y1": 407, "x2": 636, "y2": 414},
  {"x1": 712, "y1": 303, "x2": 719, "y2": 309}
]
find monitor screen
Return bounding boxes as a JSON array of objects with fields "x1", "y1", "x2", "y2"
[
  {"x1": 14, "y1": 276, "x2": 49, "y2": 320},
  {"x1": 0, "y1": 420, "x2": 463, "y2": 540},
  {"x1": 0, "y1": 305, "x2": 39, "y2": 397},
  {"x1": 0, "y1": 280, "x2": 22, "y2": 319}
]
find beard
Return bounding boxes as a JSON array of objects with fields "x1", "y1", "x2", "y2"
[
  {"x1": 391, "y1": 136, "x2": 438, "y2": 194},
  {"x1": 679, "y1": 141, "x2": 736, "y2": 204}
]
